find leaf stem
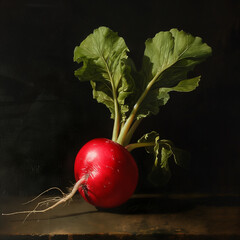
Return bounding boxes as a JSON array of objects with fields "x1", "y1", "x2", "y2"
[
  {"x1": 125, "y1": 142, "x2": 155, "y2": 152},
  {"x1": 117, "y1": 74, "x2": 158, "y2": 145},
  {"x1": 101, "y1": 56, "x2": 120, "y2": 142},
  {"x1": 112, "y1": 91, "x2": 120, "y2": 141},
  {"x1": 117, "y1": 63, "x2": 173, "y2": 145},
  {"x1": 123, "y1": 118, "x2": 143, "y2": 146}
]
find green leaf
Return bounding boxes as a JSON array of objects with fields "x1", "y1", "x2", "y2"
[
  {"x1": 147, "y1": 165, "x2": 172, "y2": 188},
  {"x1": 137, "y1": 131, "x2": 159, "y2": 155},
  {"x1": 158, "y1": 75, "x2": 201, "y2": 105},
  {"x1": 136, "y1": 29, "x2": 212, "y2": 119},
  {"x1": 74, "y1": 26, "x2": 134, "y2": 120},
  {"x1": 138, "y1": 132, "x2": 170, "y2": 187},
  {"x1": 135, "y1": 76, "x2": 200, "y2": 119},
  {"x1": 138, "y1": 132, "x2": 190, "y2": 187},
  {"x1": 171, "y1": 147, "x2": 191, "y2": 169}
]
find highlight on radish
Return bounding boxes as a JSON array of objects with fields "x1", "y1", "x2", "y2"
[{"x1": 2, "y1": 26, "x2": 212, "y2": 219}]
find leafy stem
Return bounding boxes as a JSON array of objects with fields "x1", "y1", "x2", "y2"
[
  {"x1": 112, "y1": 88, "x2": 120, "y2": 142},
  {"x1": 117, "y1": 65, "x2": 171, "y2": 145},
  {"x1": 101, "y1": 56, "x2": 120, "y2": 142},
  {"x1": 122, "y1": 118, "x2": 143, "y2": 146}
]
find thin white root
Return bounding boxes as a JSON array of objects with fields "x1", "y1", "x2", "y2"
[
  {"x1": 22, "y1": 187, "x2": 65, "y2": 205},
  {"x1": 2, "y1": 177, "x2": 86, "y2": 220},
  {"x1": 23, "y1": 197, "x2": 61, "y2": 223}
]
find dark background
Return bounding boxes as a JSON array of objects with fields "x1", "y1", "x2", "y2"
[{"x1": 0, "y1": 0, "x2": 239, "y2": 196}]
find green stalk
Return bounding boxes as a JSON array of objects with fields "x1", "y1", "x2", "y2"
[
  {"x1": 125, "y1": 142, "x2": 155, "y2": 152},
  {"x1": 102, "y1": 56, "x2": 120, "y2": 142},
  {"x1": 117, "y1": 74, "x2": 158, "y2": 145},
  {"x1": 122, "y1": 118, "x2": 142, "y2": 146},
  {"x1": 117, "y1": 64, "x2": 173, "y2": 145},
  {"x1": 112, "y1": 90, "x2": 120, "y2": 141}
]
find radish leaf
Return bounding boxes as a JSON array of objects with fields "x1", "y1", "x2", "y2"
[
  {"x1": 135, "y1": 29, "x2": 212, "y2": 119},
  {"x1": 138, "y1": 131, "x2": 190, "y2": 187},
  {"x1": 74, "y1": 26, "x2": 134, "y2": 121}
]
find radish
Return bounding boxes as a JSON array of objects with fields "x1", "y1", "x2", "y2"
[
  {"x1": 2, "y1": 138, "x2": 138, "y2": 219},
  {"x1": 74, "y1": 138, "x2": 138, "y2": 208},
  {"x1": 2, "y1": 26, "x2": 211, "y2": 218}
]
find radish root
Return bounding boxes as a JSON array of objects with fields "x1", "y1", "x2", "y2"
[
  {"x1": 22, "y1": 187, "x2": 65, "y2": 205},
  {"x1": 2, "y1": 177, "x2": 86, "y2": 221}
]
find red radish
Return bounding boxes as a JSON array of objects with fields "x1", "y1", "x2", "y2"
[
  {"x1": 2, "y1": 139, "x2": 138, "y2": 219},
  {"x1": 2, "y1": 27, "x2": 211, "y2": 219},
  {"x1": 74, "y1": 138, "x2": 139, "y2": 208}
]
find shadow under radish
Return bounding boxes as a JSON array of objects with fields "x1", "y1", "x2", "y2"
[{"x1": 96, "y1": 194, "x2": 240, "y2": 214}]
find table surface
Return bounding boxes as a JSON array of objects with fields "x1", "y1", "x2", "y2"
[{"x1": 0, "y1": 194, "x2": 239, "y2": 240}]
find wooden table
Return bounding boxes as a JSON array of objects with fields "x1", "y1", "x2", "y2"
[{"x1": 0, "y1": 194, "x2": 239, "y2": 239}]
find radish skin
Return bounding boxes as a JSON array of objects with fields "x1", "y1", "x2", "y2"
[{"x1": 74, "y1": 138, "x2": 139, "y2": 208}]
